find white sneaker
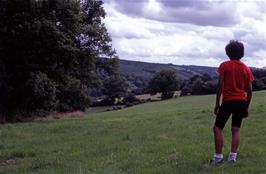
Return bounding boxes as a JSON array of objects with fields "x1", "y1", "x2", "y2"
[
  {"x1": 210, "y1": 157, "x2": 224, "y2": 165},
  {"x1": 228, "y1": 153, "x2": 237, "y2": 162}
]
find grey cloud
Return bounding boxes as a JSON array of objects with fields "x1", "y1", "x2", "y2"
[
  {"x1": 156, "y1": 6, "x2": 237, "y2": 26},
  {"x1": 104, "y1": 0, "x2": 147, "y2": 17},
  {"x1": 157, "y1": 0, "x2": 211, "y2": 10},
  {"x1": 104, "y1": 0, "x2": 239, "y2": 26}
]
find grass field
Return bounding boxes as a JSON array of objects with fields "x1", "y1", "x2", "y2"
[{"x1": 0, "y1": 91, "x2": 266, "y2": 174}]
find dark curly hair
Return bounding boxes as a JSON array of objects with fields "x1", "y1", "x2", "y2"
[{"x1": 225, "y1": 40, "x2": 244, "y2": 60}]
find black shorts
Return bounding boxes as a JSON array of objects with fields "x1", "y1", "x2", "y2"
[{"x1": 215, "y1": 100, "x2": 247, "y2": 129}]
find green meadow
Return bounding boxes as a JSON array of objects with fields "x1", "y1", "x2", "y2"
[{"x1": 0, "y1": 91, "x2": 265, "y2": 174}]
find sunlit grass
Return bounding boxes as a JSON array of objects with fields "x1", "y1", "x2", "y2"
[{"x1": 0, "y1": 91, "x2": 265, "y2": 174}]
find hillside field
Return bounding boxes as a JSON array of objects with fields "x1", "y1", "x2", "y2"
[{"x1": 0, "y1": 91, "x2": 266, "y2": 174}]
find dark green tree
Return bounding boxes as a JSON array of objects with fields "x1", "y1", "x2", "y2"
[
  {"x1": 102, "y1": 75, "x2": 130, "y2": 104},
  {"x1": 148, "y1": 70, "x2": 179, "y2": 100},
  {"x1": 181, "y1": 74, "x2": 216, "y2": 95},
  {"x1": 0, "y1": 0, "x2": 117, "y2": 122},
  {"x1": 191, "y1": 78, "x2": 204, "y2": 94}
]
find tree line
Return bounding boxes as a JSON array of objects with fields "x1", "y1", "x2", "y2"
[{"x1": 147, "y1": 68, "x2": 266, "y2": 98}]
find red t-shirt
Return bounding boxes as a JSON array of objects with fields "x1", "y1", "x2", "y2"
[{"x1": 217, "y1": 60, "x2": 254, "y2": 103}]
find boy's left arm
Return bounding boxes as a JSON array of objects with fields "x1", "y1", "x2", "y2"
[{"x1": 244, "y1": 67, "x2": 254, "y2": 118}]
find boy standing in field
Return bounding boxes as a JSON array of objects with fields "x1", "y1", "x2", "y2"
[{"x1": 211, "y1": 40, "x2": 254, "y2": 164}]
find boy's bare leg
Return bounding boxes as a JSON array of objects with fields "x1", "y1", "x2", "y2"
[
  {"x1": 213, "y1": 126, "x2": 224, "y2": 154},
  {"x1": 231, "y1": 126, "x2": 240, "y2": 153}
]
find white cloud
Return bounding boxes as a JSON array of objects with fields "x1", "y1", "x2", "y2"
[{"x1": 103, "y1": 0, "x2": 266, "y2": 68}]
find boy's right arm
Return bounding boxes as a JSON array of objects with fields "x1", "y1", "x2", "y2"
[{"x1": 214, "y1": 75, "x2": 223, "y2": 115}]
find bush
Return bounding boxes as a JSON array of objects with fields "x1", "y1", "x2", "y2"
[
  {"x1": 25, "y1": 72, "x2": 57, "y2": 115},
  {"x1": 123, "y1": 93, "x2": 138, "y2": 104},
  {"x1": 56, "y1": 77, "x2": 90, "y2": 112},
  {"x1": 180, "y1": 86, "x2": 192, "y2": 96},
  {"x1": 161, "y1": 91, "x2": 175, "y2": 100}
]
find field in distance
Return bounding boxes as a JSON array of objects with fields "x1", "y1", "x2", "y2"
[{"x1": 0, "y1": 91, "x2": 265, "y2": 174}]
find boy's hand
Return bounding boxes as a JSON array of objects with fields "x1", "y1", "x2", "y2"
[
  {"x1": 243, "y1": 102, "x2": 249, "y2": 118},
  {"x1": 214, "y1": 105, "x2": 220, "y2": 115},
  {"x1": 243, "y1": 104, "x2": 249, "y2": 118},
  {"x1": 243, "y1": 109, "x2": 249, "y2": 118}
]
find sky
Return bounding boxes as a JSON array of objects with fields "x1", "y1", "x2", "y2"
[{"x1": 102, "y1": 0, "x2": 266, "y2": 68}]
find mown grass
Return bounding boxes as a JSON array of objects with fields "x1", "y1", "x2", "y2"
[{"x1": 0, "y1": 91, "x2": 265, "y2": 174}]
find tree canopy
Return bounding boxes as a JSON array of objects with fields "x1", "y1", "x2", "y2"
[
  {"x1": 0, "y1": 0, "x2": 118, "y2": 122},
  {"x1": 148, "y1": 70, "x2": 179, "y2": 100}
]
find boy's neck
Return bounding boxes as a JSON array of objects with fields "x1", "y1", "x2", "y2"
[{"x1": 229, "y1": 59, "x2": 240, "y2": 61}]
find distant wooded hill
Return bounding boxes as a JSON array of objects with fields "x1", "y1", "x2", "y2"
[{"x1": 119, "y1": 59, "x2": 217, "y2": 80}]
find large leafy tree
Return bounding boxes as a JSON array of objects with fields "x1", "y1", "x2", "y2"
[
  {"x1": 0, "y1": 0, "x2": 117, "y2": 122},
  {"x1": 180, "y1": 75, "x2": 216, "y2": 95},
  {"x1": 148, "y1": 70, "x2": 179, "y2": 100},
  {"x1": 102, "y1": 75, "x2": 130, "y2": 104}
]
